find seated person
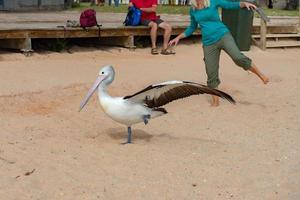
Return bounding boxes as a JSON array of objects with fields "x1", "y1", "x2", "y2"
[{"x1": 129, "y1": 0, "x2": 174, "y2": 55}]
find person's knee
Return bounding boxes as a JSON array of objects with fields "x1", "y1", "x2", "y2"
[
  {"x1": 233, "y1": 56, "x2": 252, "y2": 70},
  {"x1": 149, "y1": 22, "x2": 158, "y2": 31},
  {"x1": 161, "y1": 23, "x2": 172, "y2": 33},
  {"x1": 165, "y1": 23, "x2": 172, "y2": 32}
]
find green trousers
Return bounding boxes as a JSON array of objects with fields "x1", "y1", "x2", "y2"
[{"x1": 203, "y1": 33, "x2": 252, "y2": 89}]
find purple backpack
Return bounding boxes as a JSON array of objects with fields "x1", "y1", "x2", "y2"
[{"x1": 80, "y1": 9, "x2": 98, "y2": 28}]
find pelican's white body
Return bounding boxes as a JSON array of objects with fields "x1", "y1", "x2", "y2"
[{"x1": 98, "y1": 88, "x2": 163, "y2": 126}]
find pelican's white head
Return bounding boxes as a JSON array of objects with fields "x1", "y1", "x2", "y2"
[
  {"x1": 99, "y1": 65, "x2": 115, "y2": 86},
  {"x1": 79, "y1": 65, "x2": 115, "y2": 111}
]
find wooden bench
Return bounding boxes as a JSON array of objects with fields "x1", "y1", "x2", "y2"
[
  {"x1": 0, "y1": 22, "x2": 299, "y2": 54},
  {"x1": 0, "y1": 24, "x2": 200, "y2": 54}
]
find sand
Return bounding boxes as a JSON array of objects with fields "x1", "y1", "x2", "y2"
[{"x1": 0, "y1": 42, "x2": 299, "y2": 200}]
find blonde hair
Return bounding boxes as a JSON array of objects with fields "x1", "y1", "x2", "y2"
[{"x1": 191, "y1": 0, "x2": 210, "y2": 8}]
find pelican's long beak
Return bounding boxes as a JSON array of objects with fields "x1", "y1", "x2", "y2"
[{"x1": 79, "y1": 75, "x2": 106, "y2": 112}]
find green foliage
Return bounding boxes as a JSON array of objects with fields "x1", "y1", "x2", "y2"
[
  {"x1": 70, "y1": 3, "x2": 128, "y2": 12},
  {"x1": 50, "y1": 39, "x2": 70, "y2": 52},
  {"x1": 260, "y1": 7, "x2": 299, "y2": 16},
  {"x1": 71, "y1": 2, "x2": 81, "y2": 8},
  {"x1": 70, "y1": 3, "x2": 190, "y2": 14},
  {"x1": 69, "y1": 3, "x2": 299, "y2": 16},
  {"x1": 157, "y1": 5, "x2": 190, "y2": 15}
]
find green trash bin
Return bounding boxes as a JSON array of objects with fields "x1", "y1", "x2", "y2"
[{"x1": 221, "y1": 1, "x2": 254, "y2": 51}]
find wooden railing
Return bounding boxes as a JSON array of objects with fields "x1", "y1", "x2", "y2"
[{"x1": 254, "y1": 7, "x2": 270, "y2": 50}]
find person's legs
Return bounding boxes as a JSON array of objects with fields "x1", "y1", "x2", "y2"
[
  {"x1": 158, "y1": 21, "x2": 172, "y2": 51},
  {"x1": 141, "y1": 20, "x2": 158, "y2": 54},
  {"x1": 248, "y1": 64, "x2": 269, "y2": 84},
  {"x1": 203, "y1": 43, "x2": 222, "y2": 106},
  {"x1": 222, "y1": 33, "x2": 269, "y2": 84},
  {"x1": 149, "y1": 22, "x2": 158, "y2": 50},
  {"x1": 211, "y1": 90, "x2": 220, "y2": 106}
]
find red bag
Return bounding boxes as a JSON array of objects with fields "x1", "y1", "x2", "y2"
[{"x1": 80, "y1": 9, "x2": 98, "y2": 28}]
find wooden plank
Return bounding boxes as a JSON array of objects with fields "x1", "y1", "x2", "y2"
[
  {"x1": 0, "y1": 31, "x2": 28, "y2": 39},
  {"x1": 266, "y1": 41, "x2": 300, "y2": 47},
  {"x1": 251, "y1": 25, "x2": 299, "y2": 34},
  {"x1": 0, "y1": 24, "x2": 296, "y2": 40},
  {"x1": 252, "y1": 33, "x2": 300, "y2": 38},
  {"x1": 0, "y1": 22, "x2": 298, "y2": 50},
  {"x1": 260, "y1": 19, "x2": 267, "y2": 50},
  {"x1": 0, "y1": 27, "x2": 200, "y2": 39}
]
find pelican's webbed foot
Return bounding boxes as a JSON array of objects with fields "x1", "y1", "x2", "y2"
[{"x1": 143, "y1": 115, "x2": 151, "y2": 125}]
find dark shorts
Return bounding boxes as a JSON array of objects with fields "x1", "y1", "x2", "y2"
[{"x1": 141, "y1": 18, "x2": 164, "y2": 26}]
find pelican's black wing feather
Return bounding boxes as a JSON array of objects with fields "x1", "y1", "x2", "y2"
[{"x1": 124, "y1": 81, "x2": 235, "y2": 108}]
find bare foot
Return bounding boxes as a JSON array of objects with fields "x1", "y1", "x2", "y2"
[
  {"x1": 211, "y1": 102, "x2": 220, "y2": 107},
  {"x1": 248, "y1": 65, "x2": 269, "y2": 85},
  {"x1": 211, "y1": 95, "x2": 220, "y2": 107},
  {"x1": 260, "y1": 74, "x2": 269, "y2": 84}
]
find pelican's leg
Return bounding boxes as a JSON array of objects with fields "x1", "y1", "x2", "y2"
[
  {"x1": 122, "y1": 126, "x2": 132, "y2": 144},
  {"x1": 143, "y1": 114, "x2": 151, "y2": 125},
  {"x1": 126, "y1": 126, "x2": 132, "y2": 144}
]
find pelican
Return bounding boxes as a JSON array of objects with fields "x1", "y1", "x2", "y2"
[{"x1": 79, "y1": 65, "x2": 235, "y2": 144}]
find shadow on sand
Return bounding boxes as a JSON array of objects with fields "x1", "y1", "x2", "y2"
[
  {"x1": 106, "y1": 128, "x2": 153, "y2": 143},
  {"x1": 105, "y1": 128, "x2": 226, "y2": 146}
]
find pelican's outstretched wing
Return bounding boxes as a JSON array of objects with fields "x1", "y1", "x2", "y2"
[{"x1": 123, "y1": 80, "x2": 235, "y2": 108}]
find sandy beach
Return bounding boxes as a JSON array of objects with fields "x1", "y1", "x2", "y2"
[{"x1": 0, "y1": 41, "x2": 299, "y2": 199}]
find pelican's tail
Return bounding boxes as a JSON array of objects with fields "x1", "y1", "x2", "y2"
[{"x1": 150, "y1": 107, "x2": 168, "y2": 119}]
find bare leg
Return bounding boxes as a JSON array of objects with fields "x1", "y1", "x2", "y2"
[
  {"x1": 149, "y1": 22, "x2": 158, "y2": 49},
  {"x1": 248, "y1": 64, "x2": 269, "y2": 84},
  {"x1": 211, "y1": 87, "x2": 220, "y2": 107},
  {"x1": 221, "y1": 33, "x2": 269, "y2": 85},
  {"x1": 211, "y1": 95, "x2": 220, "y2": 107},
  {"x1": 158, "y1": 22, "x2": 172, "y2": 50},
  {"x1": 210, "y1": 64, "x2": 268, "y2": 107}
]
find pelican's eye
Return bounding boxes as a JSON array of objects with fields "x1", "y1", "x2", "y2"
[{"x1": 101, "y1": 72, "x2": 104, "y2": 74}]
